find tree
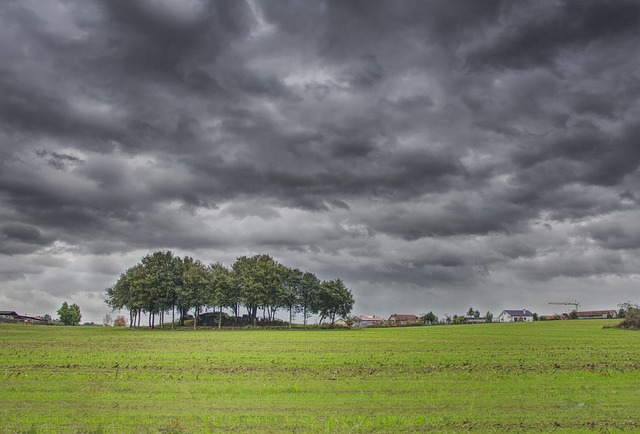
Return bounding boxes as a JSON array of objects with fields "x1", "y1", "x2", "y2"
[
  {"x1": 232, "y1": 255, "x2": 284, "y2": 324},
  {"x1": 182, "y1": 257, "x2": 211, "y2": 329},
  {"x1": 467, "y1": 307, "x2": 475, "y2": 317},
  {"x1": 422, "y1": 311, "x2": 438, "y2": 325},
  {"x1": 298, "y1": 271, "x2": 321, "y2": 327},
  {"x1": 317, "y1": 279, "x2": 354, "y2": 327},
  {"x1": 281, "y1": 267, "x2": 303, "y2": 328},
  {"x1": 103, "y1": 314, "x2": 113, "y2": 326},
  {"x1": 42, "y1": 314, "x2": 52, "y2": 323},
  {"x1": 114, "y1": 315, "x2": 127, "y2": 326},
  {"x1": 140, "y1": 251, "x2": 183, "y2": 328},
  {"x1": 106, "y1": 264, "x2": 145, "y2": 328},
  {"x1": 57, "y1": 302, "x2": 82, "y2": 325},
  {"x1": 485, "y1": 311, "x2": 493, "y2": 323},
  {"x1": 208, "y1": 262, "x2": 234, "y2": 329},
  {"x1": 533, "y1": 312, "x2": 539, "y2": 321}
]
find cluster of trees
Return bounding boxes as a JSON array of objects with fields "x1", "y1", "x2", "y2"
[
  {"x1": 105, "y1": 251, "x2": 354, "y2": 329},
  {"x1": 57, "y1": 302, "x2": 82, "y2": 325}
]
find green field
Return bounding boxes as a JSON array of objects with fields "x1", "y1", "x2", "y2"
[{"x1": 1, "y1": 320, "x2": 639, "y2": 433}]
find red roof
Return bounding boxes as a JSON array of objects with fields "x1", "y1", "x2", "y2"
[{"x1": 388, "y1": 314, "x2": 418, "y2": 321}]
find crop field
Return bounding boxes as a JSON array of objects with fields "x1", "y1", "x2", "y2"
[{"x1": 1, "y1": 320, "x2": 640, "y2": 433}]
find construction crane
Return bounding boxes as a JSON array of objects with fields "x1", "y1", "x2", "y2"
[{"x1": 548, "y1": 300, "x2": 580, "y2": 311}]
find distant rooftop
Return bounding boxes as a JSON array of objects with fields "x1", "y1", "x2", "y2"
[{"x1": 502, "y1": 309, "x2": 534, "y2": 316}]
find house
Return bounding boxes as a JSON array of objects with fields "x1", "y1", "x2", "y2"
[
  {"x1": 354, "y1": 315, "x2": 385, "y2": 328},
  {"x1": 388, "y1": 314, "x2": 419, "y2": 325},
  {"x1": 497, "y1": 309, "x2": 534, "y2": 322},
  {"x1": 575, "y1": 310, "x2": 617, "y2": 319}
]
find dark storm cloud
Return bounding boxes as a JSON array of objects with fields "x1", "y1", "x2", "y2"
[
  {"x1": 1, "y1": 0, "x2": 640, "y2": 319},
  {"x1": 466, "y1": 0, "x2": 640, "y2": 70}
]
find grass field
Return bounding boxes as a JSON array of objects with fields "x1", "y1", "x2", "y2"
[{"x1": 1, "y1": 320, "x2": 639, "y2": 433}]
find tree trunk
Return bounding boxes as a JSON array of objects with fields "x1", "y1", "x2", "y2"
[
  {"x1": 172, "y1": 306, "x2": 175, "y2": 329},
  {"x1": 218, "y1": 305, "x2": 222, "y2": 330}
]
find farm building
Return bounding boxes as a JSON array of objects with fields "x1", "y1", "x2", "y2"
[
  {"x1": 465, "y1": 316, "x2": 486, "y2": 324},
  {"x1": 497, "y1": 309, "x2": 534, "y2": 322},
  {"x1": 575, "y1": 310, "x2": 617, "y2": 319},
  {"x1": 354, "y1": 315, "x2": 385, "y2": 328},
  {"x1": 388, "y1": 314, "x2": 419, "y2": 325},
  {"x1": 0, "y1": 310, "x2": 45, "y2": 324}
]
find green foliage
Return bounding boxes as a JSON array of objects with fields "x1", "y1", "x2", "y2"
[
  {"x1": 485, "y1": 311, "x2": 493, "y2": 323},
  {"x1": 452, "y1": 315, "x2": 465, "y2": 325},
  {"x1": 57, "y1": 301, "x2": 81, "y2": 325},
  {"x1": 466, "y1": 307, "x2": 480, "y2": 318},
  {"x1": 105, "y1": 250, "x2": 351, "y2": 329},
  {"x1": 317, "y1": 279, "x2": 354, "y2": 326},
  {"x1": 422, "y1": 311, "x2": 438, "y2": 325}
]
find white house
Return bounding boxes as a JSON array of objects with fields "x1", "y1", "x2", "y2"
[{"x1": 497, "y1": 309, "x2": 534, "y2": 322}]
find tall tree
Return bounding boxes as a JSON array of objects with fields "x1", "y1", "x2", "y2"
[
  {"x1": 182, "y1": 257, "x2": 210, "y2": 329},
  {"x1": 106, "y1": 264, "x2": 145, "y2": 328},
  {"x1": 317, "y1": 279, "x2": 354, "y2": 327},
  {"x1": 298, "y1": 271, "x2": 321, "y2": 327},
  {"x1": 281, "y1": 267, "x2": 303, "y2": 328},
  {"x1": 232, "y1": 255, "x2": 284, "y2": 324},
  {"x1": 139, "y1": 251, "x2": 183, "y2": 328},
  {"x1": 208, "y1": 262, "x2": 233, "y2": 329}
]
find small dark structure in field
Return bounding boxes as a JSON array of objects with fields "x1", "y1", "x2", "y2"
[{"x1": 196, "y1": 312, "x2": 287, "y2": 327}]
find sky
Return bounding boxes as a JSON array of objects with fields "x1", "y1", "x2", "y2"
[{"x1": 1, "y1": 0, "x2": 639, "y2": 323}]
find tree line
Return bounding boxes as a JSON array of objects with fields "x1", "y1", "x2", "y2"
[{"x1": 105, "y1": 251, "x2": 354, "y2": 329}]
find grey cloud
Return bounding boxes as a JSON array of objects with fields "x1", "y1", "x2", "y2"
[
  {"x1": 466, "y1": 0, "x2": 640, "y2": 71},
  {"x1": 1, "y1": 0, "x2": 640, "y2": 320}
]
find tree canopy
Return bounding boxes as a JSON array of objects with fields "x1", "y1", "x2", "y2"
[
  {"x1": 105, "y1": 251, "x2": 355, "y2": 328},
  {"x1": 57, "y1": 302, "x2": 82, "y2": 325}
]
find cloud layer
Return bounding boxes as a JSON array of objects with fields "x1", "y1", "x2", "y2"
[{"x1": 1, "y1": 0, "x2": 639, "y2": 321}]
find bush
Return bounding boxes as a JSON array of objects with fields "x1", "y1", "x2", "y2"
[
  {"x1": 617, "y1": 304, "x2": 640, "y2": 330},
  {"x1": 114, "y1": 315, "x2": 127, "y2": 327}
]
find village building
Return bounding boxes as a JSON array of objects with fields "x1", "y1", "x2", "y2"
[
  {"x1": 0, "y1": 310, "x2": 45, "y2": 324},
  {"x1": 388, "y1": 314, "x2": 419, "y2": 325},
  {"x1": 496, "y1": 309, "x2": 534, "y2": 322},
  {"x1": 353, "y1": 315, "x2": 385, "y2": 328},
  {"x1": 575, "y1": 310, "x2": 617, "y2": 319}
]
